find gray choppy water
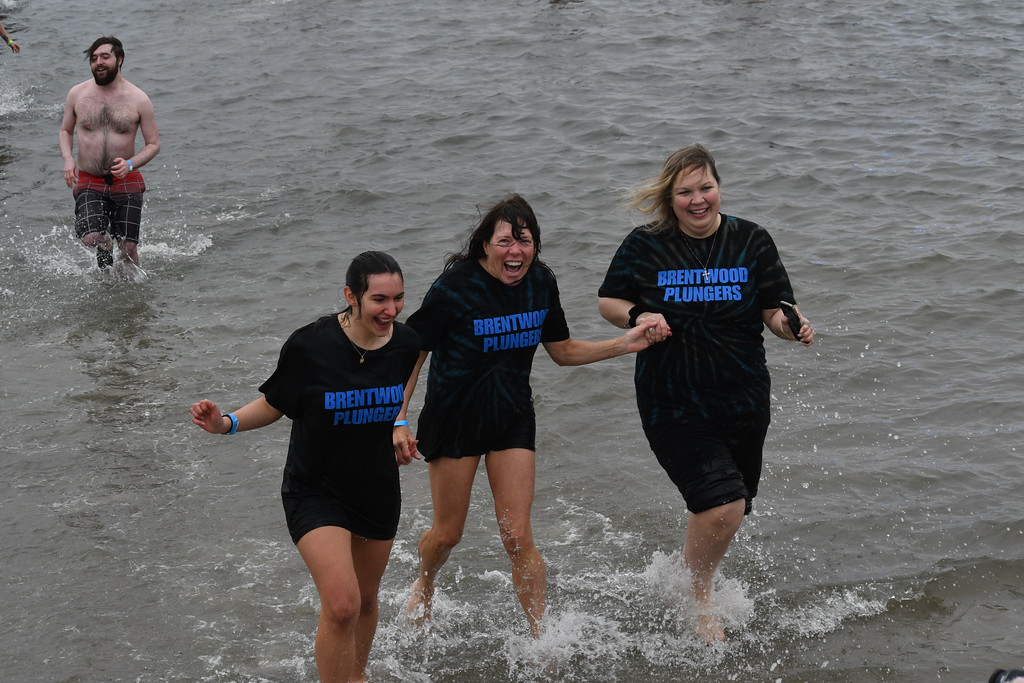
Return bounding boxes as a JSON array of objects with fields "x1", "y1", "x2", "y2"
[{"x1": 2, "y1": 0, "x2": 1023, "y2": 680}]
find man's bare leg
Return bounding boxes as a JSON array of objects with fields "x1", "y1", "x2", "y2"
[
  {"x1": 119, "y1": 239, "x2": 140, "y2": 267},
  {"x1": 81, "y1": 231, "x2": 114, "y2": 269}
]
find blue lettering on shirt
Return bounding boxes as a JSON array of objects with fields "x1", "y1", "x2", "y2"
[
  {"x1": 657, "y1": 268, "x2": 747, "y2": 303},
  {"x1": 324, "y1": 383, "x2": 405, "y2": 425},
  {"x1": 472, "y1": 309, "x2": 549, "y2": 353}
]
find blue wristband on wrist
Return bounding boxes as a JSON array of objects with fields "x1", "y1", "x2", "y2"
[
  {"x1": 222, "y1": 413, "x2": 238, "y2": 435},
  {"x1": 394, "y1": 419, "x2": 409, "y2": 428},
  {"x1": 126, "y1": 159, "x2": 133, "y2": 172}
]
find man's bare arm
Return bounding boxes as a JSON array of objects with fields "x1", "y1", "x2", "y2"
[
  {"x1": 111, "y1": 91, "x2": 160, "y2": 178},
  {"x1": 58, "y1": 88, "x2": 80, "y2": 188}
]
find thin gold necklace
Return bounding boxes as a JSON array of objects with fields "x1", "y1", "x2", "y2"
[
  {"x1": 349, "y1": 338, "x2": 369, "y2": 364},
  {"x1": 340, "y1": 312, "x2": 390, "y2": 364}
]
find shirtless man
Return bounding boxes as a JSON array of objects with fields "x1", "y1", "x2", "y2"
[{"x1": 59, "y1": 37, "x2": 160, "y2": 270}]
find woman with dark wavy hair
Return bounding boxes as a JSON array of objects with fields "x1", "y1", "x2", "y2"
[{"x1": 394, "y1": 194, "x2": 659, "y2": 637}]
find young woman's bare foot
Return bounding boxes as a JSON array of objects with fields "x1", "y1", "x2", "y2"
[
  {"x1": 405, "y1": 577, "x2": 434, "y2": 627},
  {"x1": 695, "y1": 611, "x2": 726, "y2": 643}
]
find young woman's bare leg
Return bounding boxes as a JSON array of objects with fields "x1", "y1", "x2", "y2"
[
  {"x1": 348, "y1": 534, "x2": 394, "y2": 681},
  {"x1": 297, "y1": 526, "x2": 362, "y2": 682}
]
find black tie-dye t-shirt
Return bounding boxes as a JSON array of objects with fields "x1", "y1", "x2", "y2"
[
  {"x1": 407, "y1": 258, "x2": 571, "y2": 459},
  {"x1": 599, "y1": 214, "x2": 795, "y2": 424}
]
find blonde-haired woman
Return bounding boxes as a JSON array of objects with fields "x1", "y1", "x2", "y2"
[{"x1": 599, "y1": 144, "x2": 815, "y2": 642}]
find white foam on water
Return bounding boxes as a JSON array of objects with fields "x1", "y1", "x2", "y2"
[
  {"x1": 4, "y1": 222, "x2": 213, "y2": 282},
  {"x1": 0, "y1": 76, "x2": 30, "y2": 117},
  {"x1": 113, "y1": 260, "x2": 148, "y2": 283},
  {"x1": 362, "y1": 541, "x2": 896, "y2": 682},
  {"x1": 769, "y1": 588, "x2": 889, "y2": 639},
  {"x1": 505, "y1": 609, "x2": 629, "y2": 681}
]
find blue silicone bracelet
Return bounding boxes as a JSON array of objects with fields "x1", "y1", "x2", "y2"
[
  {"x1": 222, "y1": 413, "x2": 238, "y2": 435},
  {"x1": 394, "y1": 419, "x2": 409, "y2": 428},
  {"x1": 127, "y1": 159, "x2": 133, "y2": 172}
]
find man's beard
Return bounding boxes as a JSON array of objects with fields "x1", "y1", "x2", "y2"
[{"x1": 92, "y1": 62, "x2": 119, "y2": 86}]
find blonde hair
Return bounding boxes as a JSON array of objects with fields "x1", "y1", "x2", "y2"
[{"x1": 628, "y1": 144, "x2": 721, "y2": 234}]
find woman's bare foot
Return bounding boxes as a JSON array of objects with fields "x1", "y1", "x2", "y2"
[
  {"x1": 695, "y1": 611, "x2": 726, "y2": 643},
  {"x1": 405, "y1": 577, "x2": 433, "y2": 627}
]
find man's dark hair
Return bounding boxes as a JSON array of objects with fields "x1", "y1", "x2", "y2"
[{"x1": 84, "y1": 36, "x2": 124, "y2": 63}]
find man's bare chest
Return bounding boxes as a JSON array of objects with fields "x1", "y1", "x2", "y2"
[{"x1": 76, "y1": 95, "x2": 138, "y2": 134}]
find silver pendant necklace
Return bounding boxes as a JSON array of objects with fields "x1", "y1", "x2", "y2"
[{"x1": 682, "y1": 230, "x2": 718, "y2": 283}]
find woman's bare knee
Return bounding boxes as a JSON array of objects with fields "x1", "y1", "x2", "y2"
[
  {"x1": 497, "y1": 521, "x2": 534, "y2": 557},
  {"x1": 320, "y1": 587, "x2": 361, "y2": 629},
  {"x1": 428, "y1": 524, "x2": 464, "y2": 551},
  {"x1": 696, "y1": 500, "x2": 745, "y2": 533}
]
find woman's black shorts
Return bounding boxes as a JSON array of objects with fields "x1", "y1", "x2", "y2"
[
  {"x1": 643, "y1": 410, "x2": 771, "y2": 515},
  {"x1": 421, "y1": 407, "x2": 537, "y2": 462},
  {"x1": 281, "y1": 488, "x2": 399, "y2": 545}
]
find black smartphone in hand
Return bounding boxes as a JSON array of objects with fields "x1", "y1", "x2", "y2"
[{"x1": 779, "y1": 301, "x2": 802, "y2": 340}]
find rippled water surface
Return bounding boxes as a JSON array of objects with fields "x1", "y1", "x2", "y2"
[{"x1": 2, "y1": 0, "x2": 1022, "y2": 680}]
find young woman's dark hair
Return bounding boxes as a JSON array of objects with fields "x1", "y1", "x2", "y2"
[{"x1": 342, "y1": 251, "x2": 403, "y2": 314}]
